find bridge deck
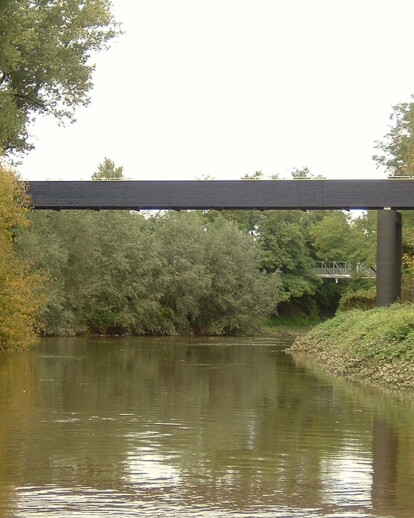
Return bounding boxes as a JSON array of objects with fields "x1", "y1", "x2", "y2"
[{"x1": 26, "y1": 179, "x2": 414, "y2": 210}]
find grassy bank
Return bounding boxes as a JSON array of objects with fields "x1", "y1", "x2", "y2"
[
  {"x1": 289, "y1": 304, "x2": 414, "y2": 390},
  {"x1": 263, "y1": 313, "x2": 320, "y2": 334}
]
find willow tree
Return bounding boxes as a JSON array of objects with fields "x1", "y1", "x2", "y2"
[
  {"x1": 0, "y1": 163, "x2": 43, "y2": 349},
  {"x1": 0, "y1": 0, "x2": 120, "y2": 153}
]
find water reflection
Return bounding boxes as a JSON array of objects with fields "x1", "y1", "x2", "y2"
[
  {"x1": 372, "y1": 418, "x2": 398, "y2": 511},
  {"x1": 0, "y1": 336, "x2": 413, "y2": 517}
]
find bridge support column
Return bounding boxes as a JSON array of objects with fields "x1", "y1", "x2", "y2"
[{"x1": 376, "y1": 210, "x2": 402, "y2": 307}]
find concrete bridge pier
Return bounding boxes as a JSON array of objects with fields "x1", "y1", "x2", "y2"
[{"x1": 376, "y1": 210, "x2": 402, "y2": 307}]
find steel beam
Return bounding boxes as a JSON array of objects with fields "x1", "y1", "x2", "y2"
[
  {"x1": 376, "y1": 210, "x2": 402, "y2": 306},
  {"x1": 26, "y1": 179, "x2": 414, "y2": 210}
]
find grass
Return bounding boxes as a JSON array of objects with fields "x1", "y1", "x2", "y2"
[
  {"x1": 288, "y1": 303, "x2": 414, "y2": 390},
  {"x1": 263, "y1": 313, "x2": 321, "y2": 334}
]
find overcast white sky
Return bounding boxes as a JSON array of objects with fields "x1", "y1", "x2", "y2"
[{"x1": 18, "y1": 0, "x2": 414, "y2": 181}]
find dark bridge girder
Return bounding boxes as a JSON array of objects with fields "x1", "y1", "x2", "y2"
[
  {"x1": 27, "y1": 180, "x2": 413, "y2": 307},
  {"x1": 26, "y1": 179, "x2": 414, "y2": 210}
]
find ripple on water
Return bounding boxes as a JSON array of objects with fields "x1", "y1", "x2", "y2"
[
  {"x1": 10, "y1": 485, "x2": 386, "y2": 518},
  {"x1": 1, "y1": 336, "x2": 413, "y2": 518}
]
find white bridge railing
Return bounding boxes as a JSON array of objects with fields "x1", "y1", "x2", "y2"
[{"x1": 314, "y1": 261, "x2": 376, "y2": 279}]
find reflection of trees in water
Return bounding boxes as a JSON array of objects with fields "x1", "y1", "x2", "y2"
[
  {"x1": 372, "y1": 418, "x2": 398, "y2": 510},
  {"x1": 0, "y1": 352, "x2": 39, "y2": 514},
  {"x1": 1, "y1": 337, "x2": 414, "y2": 516},
  {"x1": 292, "y1": 352, "x2": 414, "y2": 517}
]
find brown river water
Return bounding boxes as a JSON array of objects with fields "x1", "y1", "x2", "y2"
[{"x1": 0, "y1": 335, "x2": 414, "y2": 517}]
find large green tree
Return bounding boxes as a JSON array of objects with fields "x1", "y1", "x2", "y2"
[
  {"x1": 0, "y1": 0, "x2": 119, "y2": 153},
  {"x1": 18, "y1": 209, "x2": 165, "y2": 335},
  {"x1": 373, "y1": 98, "x2": 414, "y2": 177},
  {"x1": 309, "y1": 211, "x2": 376, "y2": 264},
  {"x1": 258, "y1": 210, "x2": 319, "y2": 302},
  {"x1": 197, "y1": 215, "x2": 278, "y2": 334},
  {"x1": 0, "y1": 162, "x2": 43, "y2": 349}
]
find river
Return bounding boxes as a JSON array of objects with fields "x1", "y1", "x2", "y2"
[{"x1": 0, "y1": 335, "x2": 413, "y2": 517}]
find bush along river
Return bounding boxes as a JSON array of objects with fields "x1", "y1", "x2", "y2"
[{"x1": 1, "y1": 335, "x2": 414, "y2": 517}]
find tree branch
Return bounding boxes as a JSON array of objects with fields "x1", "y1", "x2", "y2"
[
  {"x1": 0, "y1": 73, "x2": 9, "y2": 87},
  {"x1": 14, "y1": 92, "x2": 45, "y2": 109}
]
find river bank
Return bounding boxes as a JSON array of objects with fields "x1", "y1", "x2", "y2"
[{"x1": 288, "y1": 303, "x2": 414, "y2": 390}]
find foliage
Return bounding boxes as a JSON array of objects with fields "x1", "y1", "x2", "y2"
[
  {"x1": 338, "y1": 287, "x2": 376, "y2": 312},
  {"x1": 80, "y1": 211, "x2": 164, "y2": 334},
  {"x1": 17, "y1": 209, "x2": 163, "y2": 335},
  {"x1": 264, "y1": 311, "x2": 320, "y2": 331},
  {"x1": 310, "y1": 212, "x2": 355, "y2": 260},
  {"x1": 0, "y1": 162, "x2": 43, "y2": 349},
  {"x1": 373, "y1": 98, "x2": 414, "y2": 177},
  {"x1": 258, "y1": 210, "x2": 320, "y2": 301},
  {"x1": 373, "y1": 99, "x2": 414, "y2": 301},
  {"x1": 210, "y1": 208, "x2": 321, "y2": 306},
  {"x1": 17, "y1": 208, "x2": 278, "y2": 336},
  {"x1": 0, "y1": 0, "x2": 119, "y2": 153},
  {"x1": 195, "y1": 215, "x2": 279, "y2": 334},
  {"x1": 92, "y1": 157, "x2": 123, "y2": 180},
  {"x1": 289, "y1": 166, "x2": 326, "y2": 180},
  {"x1": 150, "y1": 211, "x2": 212, "y2": 334},
  {"x1": 310, "y1": 280, "x2": 343, "y2": 318},
  {"x1": 350, "y1": 210, "x2": 377, "y2": 265},
  {"x1": 399, "y1": 210, "x2": 414, "y2": 302},
  {"x1": 309, "y1": 210, "x2": 376, "y2": 264},
  {"x1": 290, "y1": 304, "x2": 414, "y2": 389}
]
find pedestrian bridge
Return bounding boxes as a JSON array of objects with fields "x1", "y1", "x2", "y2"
[{"x1": 314, "y1": 261, "x2": 376, "y2": 279}]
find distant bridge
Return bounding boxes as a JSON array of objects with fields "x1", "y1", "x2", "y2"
[{"x1": 314, "y1": 261, "x2": 376, "y2": 279}]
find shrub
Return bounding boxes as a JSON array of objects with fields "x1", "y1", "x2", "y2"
[{"x1": 338, "y1": 287, "x2": 376, "y2": 312}]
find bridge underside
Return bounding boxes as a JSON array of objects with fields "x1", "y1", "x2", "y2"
[{"x1": 26, "y1": 180, "x2": 410, "y2": 307}]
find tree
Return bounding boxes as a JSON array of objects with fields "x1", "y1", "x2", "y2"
[
  {"x1": 17, "y1": 208, "x2": 166, "y2": 335},
  {"x1": 0, "y1": 162, "x2": 43, "y2": 349},
  {"x1": 150, "y1": 212, "x2": 278, "y2": 335},
  {"x1": 309, "y1": 211, "x2": 357, "y2": 261},
  {"x1": 373, "y1": 98, "x2": 414, "y2": 177},
  {"x1": 0, "y1": 0, "x2": 119, "y2": 153},
  {"x1": 152, "y1": 212, "x2": 212, "y2": 333},
  {"x1": 196, "y1": 215, "x2": 278, "y2": 334},
  {"x1": 373, "y1": 99, "x2": 414, "y2": 300},
  {"x1": 92, "y1": 157, "x2": 124, "y2": 180},
  {"x1": 258, "y1": 210, "x2": 319, "y2": 302},
  {"x1": 289, "y1": 166, "x2": 326, "y2": 180},
  {"x1": 81, "y1": 211, "x2": 164, "y2": 334}
]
